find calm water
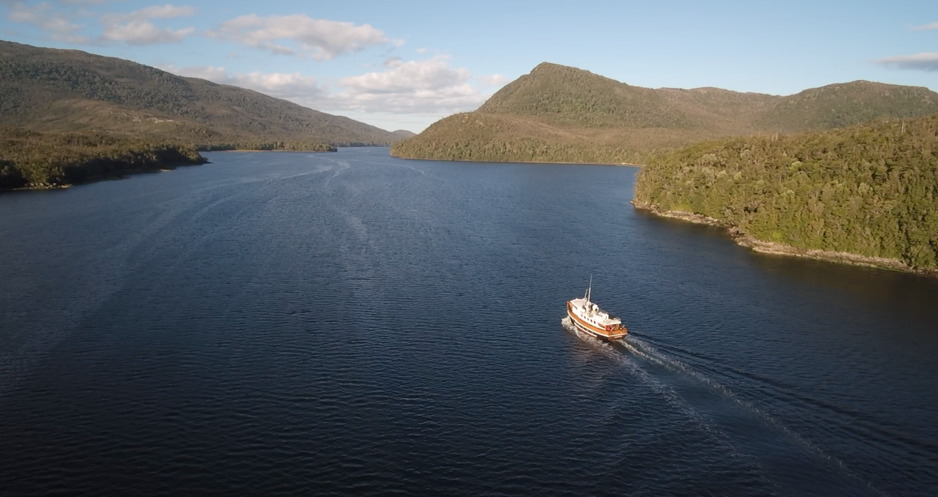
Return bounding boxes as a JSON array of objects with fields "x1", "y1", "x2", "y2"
[{"x1": 1, "y1": 148, "x2": 937, "y2": 496}]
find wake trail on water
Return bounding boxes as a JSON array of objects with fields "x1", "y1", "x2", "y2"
[
  {"x1": 560, "y1": 318, "x2": 773, "y2": 489},
  {"x1": 323, "y1": 158, "x2": 351, "y2": 187},
  {"x1": 620, "y1": 333, "x2": 886, "y2": 497}
]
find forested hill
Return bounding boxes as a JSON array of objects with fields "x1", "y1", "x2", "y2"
[
  {"x1": 391, "y1": 62, "x2": 938, "y2": 163},
  {"x1": 633, "y1": 114, "x2": 938, "y2": 272},
  {"x1": 0, "y1": 40, "x2": 403, "y2": 148}
]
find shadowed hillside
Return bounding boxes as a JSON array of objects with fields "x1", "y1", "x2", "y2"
[
  {"x1": 0, "y1": 40, "x2": 405, "y2": 148},
  {"x1": 392, "y1": 62, "x2": 938, "y2": 164},
  {"x1": 0, "y1": 127, "x2": 207, "y2": 190}
]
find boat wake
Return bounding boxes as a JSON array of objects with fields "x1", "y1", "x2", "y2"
[
  {"x1": 561, "y1": 317, "x2": 769, "y2": 483},
  {"x1": 620, "y1": 334, "x2": 884, "y2": 496},
  {"x1": 562, "y1": 315, "x2": 881, "y2": 495},
  {"x1": 323, "y1": 158, "x2": 351, "y2": 187}
]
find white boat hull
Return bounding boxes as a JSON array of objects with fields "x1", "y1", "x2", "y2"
[{"x1": 566, "y1": 301, "x2": 627, "y2": 341}]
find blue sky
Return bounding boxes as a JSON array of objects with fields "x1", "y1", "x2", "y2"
[{"x1": 2, "y1": 0, "x2": 936, "y2": 132}]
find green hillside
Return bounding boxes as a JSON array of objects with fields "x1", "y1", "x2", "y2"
[
  {"x1": 390, "y1": 112, "x2": 689, "y2": 164},
  {"x1": 0, "y1": 40, "x2": 404, "y2": 148},
  {"x1": 633, "y1": 115, "x2": 938, "y2": 271},
  {"x1": 755, "y1": 81, "x2": 938, "y2": 133},
  {"x1": 477, "y1": 63, "x2": 696, "y2": 129},
  {"x1": 392, "y1": 62, "x2": 938, "y2": 164}
]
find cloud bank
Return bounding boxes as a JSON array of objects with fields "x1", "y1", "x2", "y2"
[
  {"x1": 100, "y1": 4, "x2": 195, "y2": 45},
  {"x1": 873, "y1": 52, "x2": 938, "y2": 72},
  {"x1": 5, "y1": 1, "x2": 89, "y2": 43},
  {"x1": 910, "y1": 22, "x2": 938, "y2": 31},
  {"x1": 4, "y1": 1, "x2": 196, "y2": 45},
  {"x1": 206, "y1": 14, "x2": 395, "y2": 60},
  {"x1": 165, "y1": 64, "x2": 324, "y2": 100},
  {"x1": 164, "y1": 56, "x2": 508, "y2": 115},
  {"x1": 333, "y1": 56, "x2": 489, "y2": 113}
]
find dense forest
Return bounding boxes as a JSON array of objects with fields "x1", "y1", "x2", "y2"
[
  {"x1": 390, "y1": 112, "x2": 662, "y2": 164},
  {"x1": 0, "y1": 41, "x2": 411, "y2": 149},
  {"x1": 633, "y1": 115, "x2": 938, "y2": 271},
  {"x1": 392, "y1": 62, "x2": 938, "y2": 164},
  {"x1": 0, "y1": 128, "x2": 207, "y2": 189}
]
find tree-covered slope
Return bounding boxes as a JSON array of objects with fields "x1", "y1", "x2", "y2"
[
  {"x1": 755, "y1": 81, "x2": 938, "y2": 133},
  {"x1": 0, "y1": 127, "x2": 207, "y2": 189},
  {"x1": 392, "y1": 62, "x2": 938, "y2": 164},
  {"x1": 0, "y1": 40, "x2": 403, "y2": 147},
  {"x1": 390, "y1": 112, "x2": 698, "y2": 164},
  {"x1": 477, "y1": 62, "x2": 698, "y2": 129},
  {"x1": 633, "y1": 115, "x2": 938, "y2": 271}
]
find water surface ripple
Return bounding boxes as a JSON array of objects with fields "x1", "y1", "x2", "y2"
[{"x1": 1, "y1": 148, "x2": 937, "y2": 495}]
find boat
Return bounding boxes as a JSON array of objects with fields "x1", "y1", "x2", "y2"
[{"x1": 566, "y1": 277, "x2": 627, "y2": 340}]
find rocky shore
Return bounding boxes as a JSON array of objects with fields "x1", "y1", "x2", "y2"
[{"x1": 630, "y1": 199, "x2": 936, "y2": 277}]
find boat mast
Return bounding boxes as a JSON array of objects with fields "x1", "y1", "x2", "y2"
[{"x1": 585, "y1": 274, "x2": 592, "y2": 303}]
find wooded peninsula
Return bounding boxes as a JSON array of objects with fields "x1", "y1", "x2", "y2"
[
  {"x1": 0, "y1": 128, "x2": 207, "y2": 190},
  {"x1": 633, "y1": 115, "x2": 938, "y2": 273}
]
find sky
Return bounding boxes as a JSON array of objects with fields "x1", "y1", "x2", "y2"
[{"x1": 1, "y1": 0, "x2": 937, "y2": 132}]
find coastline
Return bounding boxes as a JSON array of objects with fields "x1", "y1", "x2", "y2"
[
  {"x1": 389, "y1": 154, "x2": 639, "y2": 167},
  {"x1": 208, "y1": 148, "x2": 338, "y2": 153},
  {"x1": 630, "y1": 199, "x2": 937, "y2": 277},
  {"x1": 0, "y1": 160, "x2": 207, "y2": 193}
]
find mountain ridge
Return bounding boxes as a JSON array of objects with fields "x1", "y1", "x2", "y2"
[
  {"x1": 0, "y1": 40, "x2": 405, "y2": 148},
  {"x1": 392, "y1": 62, "x2": 938, "y2": 163}
]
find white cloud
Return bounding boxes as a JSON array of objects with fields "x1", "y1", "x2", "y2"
[
  {"x1": 873, "y1": 52, "x2": 938, "y2": 72},
  {"x1": 99, "y1": 4, "x2": 195, "y2": 45},
  {"x1": 4, "y1": 1, "x2": 196, "y2": 45},
  {"x1": 101, "y1": 4, "x2": 194, "y2": 23},
  {"x1": 911, "y1": 22, "x2": 938, "y2": 31},
  {"x1": 162, "y1": 64, "x2": 325, "y2": 100},
  {"x1": 330, "y1": 55, "x2": 505, "y2": 114},
  {"x1": 5, "y1": 1, "x2": 90, "y2": 43},
  {"x1": 101, "y1": 21, "x2": 193, "y2": 44},
  {"x1": 477, "y1": 74, "x2": 509, "y2": 87},
  {"x1": 162, "y1": 56, "x2": 509, "y2": 117},
  {"x1": 341, "y1": 55, "x2": 471, "y2": 93},
  {"x1": 206, "y1": 14, "x2": 394, "y2": 60},
  {"x1": 55, "y1": 0, "x2": 115, "y2": 4}
]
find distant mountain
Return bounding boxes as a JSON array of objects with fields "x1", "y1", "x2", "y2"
[
  {"x1": 0, "y1": 40, "x2": 405, "y2": 148},
  {"x1": 390, "y1": 129, "x2": 417, "y2": 141},
  {"x1": 392, "y1": 62, "x2": 938, "y2": 163},
  {"x1": 754, "y1": 80, "x2": 938, "y2": 133}
]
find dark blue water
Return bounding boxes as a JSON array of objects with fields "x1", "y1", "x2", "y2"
[{"x1": 1, "y1": 147, "x2": 937, "y2": 496}]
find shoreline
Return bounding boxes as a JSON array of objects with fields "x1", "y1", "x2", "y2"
[
  {"x1": 207, "y1": 149, "x2": 337, "y2": 153},
  {"x1": 388, "y1": 154, "x2": 639, "y2": 167},
  {"x1": 0, "y1": 161, "x2": 207, "y2": 193},
  {"x1": 630, "y1": 199, "x2": 937, "y2": 277}
]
